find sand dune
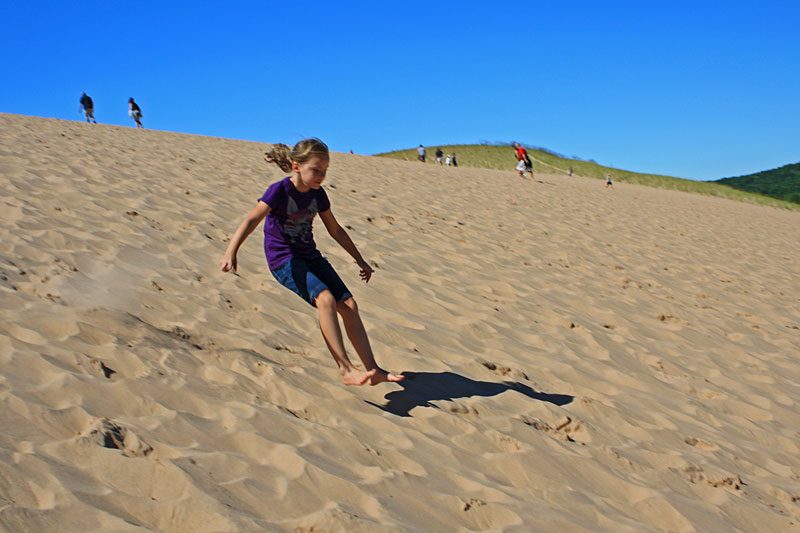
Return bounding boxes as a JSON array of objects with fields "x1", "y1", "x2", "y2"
[{"x1": 1, "y1": 112, "x2": 799, "y2": 532}]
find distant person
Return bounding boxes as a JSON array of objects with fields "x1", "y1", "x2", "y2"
[
  {"x1": 417, "y1": 145, "x2": 426, "y2": 163},
  {"x1": 451, "y1": 153, "x2": 458, "y2": 167},
  {"x1": 514, "y1": 143, "x2": 532, "y2": 179},
  {"x1": 435, "y1": 148, "x2": 444, "y2": 165},
  {"x1": 445, "y1": 153, "x2": 451, "y2": 166},
  {"x1": 220, "y1": 138, "x2": 403, "y2": 386},
  {"x1": 606, "y1": 174, "x2": 613, "y2": 188},
  {"x1": 569, "y1": 167, "x2": 573, "y2": 177},
  {"x1": 79, "y1": 92, "x2": 96, "y2": 123},
  {"x1": 128, "y1": 98, "x2": 143, "y2": 128}
]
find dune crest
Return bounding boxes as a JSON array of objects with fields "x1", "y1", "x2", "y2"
[{"x1": 1, "y1": 113, "x2": 799, "y2": 531}]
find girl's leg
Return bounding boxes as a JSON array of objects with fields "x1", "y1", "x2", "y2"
[
  {"x1": 315, "y1": 290, "x2": 375, "y2": 385},
  {"x1": 337, "y1": 297, "x2": 404, "y2": 385}
]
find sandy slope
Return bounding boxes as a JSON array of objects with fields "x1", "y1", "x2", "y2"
[{"x1": 1, "y1": 113, "x2": 799, "y2": 532}]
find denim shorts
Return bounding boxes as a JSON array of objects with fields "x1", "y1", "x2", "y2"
[{"x1": 270, "y1": 256, "x2": 352, "y2": 307}]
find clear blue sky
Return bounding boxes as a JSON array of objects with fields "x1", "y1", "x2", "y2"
[{"x1": 2, "y1": 1, "x2": 798, "y2": 180}]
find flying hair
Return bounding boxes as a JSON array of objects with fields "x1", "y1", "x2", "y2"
[{"x1": 265, "y1": 138, "x2": 329, "y2": 173}]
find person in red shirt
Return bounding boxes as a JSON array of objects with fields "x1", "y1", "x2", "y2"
[{"x1": 513, "y1": 142, "x2": 533, "y2": 180}]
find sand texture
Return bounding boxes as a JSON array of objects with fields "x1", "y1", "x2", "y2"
[{"x1": 1, "y1": 113, "x2": 799, "y2": 532}]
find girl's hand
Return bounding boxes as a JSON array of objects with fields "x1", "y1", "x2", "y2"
[
  {"x1": 220, "y1": 254, "x2": 238, "y2": 273},
  {"x1": 358, "y1": 261, "x2": 374, "y2": 283}
]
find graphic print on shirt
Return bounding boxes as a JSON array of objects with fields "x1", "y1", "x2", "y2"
[{"x1": 284, "y1": 196, "x2": 318, "y2": 245}]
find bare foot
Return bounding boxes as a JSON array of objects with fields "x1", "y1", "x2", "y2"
[
  {"x1": 341, "y1": 368, "x2": 376, "y2": 386},
  {"x1": 368, "y1": 369, "x2": 405, "y2": 385}
]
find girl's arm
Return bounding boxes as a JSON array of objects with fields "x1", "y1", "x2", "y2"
[
  {"x1": 318, "y1": 208, "x2": 374, "y2": 282},
  {"x1": 220, "y1": 201, "x2": 270, "y2": 272}
]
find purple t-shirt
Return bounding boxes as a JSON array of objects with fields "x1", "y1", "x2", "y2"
[{"x1": 258, "y1": 177, "x2": 331, "y2": 270}]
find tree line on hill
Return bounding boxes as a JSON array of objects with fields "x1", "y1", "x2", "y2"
[{"x1": 714, "y1": 162, "x2": 800, "y2": 204}]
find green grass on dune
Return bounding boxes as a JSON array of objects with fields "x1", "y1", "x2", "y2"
[{"x1": 376, "y1": 144, "x2": 799, "y2": 211}]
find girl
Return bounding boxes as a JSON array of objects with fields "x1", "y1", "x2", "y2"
[{"x1": 220, "y1": 139, "x2": 404, "y2": 386}]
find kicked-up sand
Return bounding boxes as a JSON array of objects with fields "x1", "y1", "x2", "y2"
[{"x1": 1, "y1": 112, "x2": 799, "y2": 532}]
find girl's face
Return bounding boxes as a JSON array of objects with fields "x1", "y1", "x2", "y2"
[{"x1": 292, "y1": 156, "x2": 329, "y2": 190}]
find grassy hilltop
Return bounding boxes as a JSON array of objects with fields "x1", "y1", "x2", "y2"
[{"x1": 377, "y1": 144, "x2": 799, "y2": 210}]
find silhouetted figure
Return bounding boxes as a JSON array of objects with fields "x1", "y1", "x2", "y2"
[
  {"x1": 451, "y1": 152, "x2": 458, "y2": 167},
  {"x1": 128, "y1": 98, "x2": 143, "y2": 128},
  {"x1": 367, "y1": 371, "x2": 574, "y2": 417},
  {"x1": 435, "y1": 148, "x2": 444, "y2": 165},
  {"x1": 79, "y1": 93, "x2": 96, "y2": 123}
]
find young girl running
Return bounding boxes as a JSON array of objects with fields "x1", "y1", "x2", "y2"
[{"x1": 220, "y1": 139, "x2": 404, "y2": 386}]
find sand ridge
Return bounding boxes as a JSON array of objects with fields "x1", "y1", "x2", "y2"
[{"x1": 1, "y1": 113, "x2": 799, "y2": 531}]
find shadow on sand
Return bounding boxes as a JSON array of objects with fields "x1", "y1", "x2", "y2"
[{"x1": 367, "y1": 371, "x2": 573, "y2": 417}]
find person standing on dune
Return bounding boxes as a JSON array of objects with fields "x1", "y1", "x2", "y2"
[
  {"x1": 514, "y1": 142, "x2": 533, "y2": 180},
  {"x1": 220, "y1": 139, "x2": 404, "y2": 386},
  {"x1": 128, "y1": 97, "x2": 144, "y2": 128},
  {"x1": 79, "y1": 92, "x2": 96, "y2": 123}
]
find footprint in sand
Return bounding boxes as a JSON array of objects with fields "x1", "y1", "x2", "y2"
[
  {"x1": 84, "y1": 356, "x2": 117, "y2": 379},
  {"x1": 684, "y1": 437, "x2": 718, "y2": 451},
  {"x1": 479, "y1": 359, "x2": 529, "y2": 381},
  {"x1": 83, "y1": 418, "x2": 153, "y2": 457},
  {"x1": 463, "y1": 498, "x2": 486, "y2": 511},
  {"x1": 679, "y1": 465, "x2": 744, "y2": 491},
  {"x1": 447, "y1": 403, "x2": 479, "y2": 415},
  {"x1": 520, "y1": 414, "x2": 591, "y2": 444}
]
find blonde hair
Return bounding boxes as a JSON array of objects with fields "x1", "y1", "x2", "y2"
[{"x1": 265, "y1": 138, "x2": 329, "y2": 173}]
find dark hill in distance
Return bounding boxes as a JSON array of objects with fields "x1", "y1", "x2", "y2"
[{"x1": 714, "y1": 162, "x2": 800, "y2": 204}]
